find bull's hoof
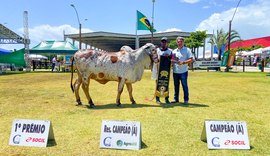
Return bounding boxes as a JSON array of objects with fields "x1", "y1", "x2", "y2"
[
  {"x1": 89, "y1": 104, "x2": 95, "y2": 108},
  {"x1": 131, "y1": 101, "x2": 136, "y2": 105},
  {"x1": 76, "y1": 101, "x2": 82, "y2": 106},
  {"x1": 116, "y1": 103, "x2": 122, "y2": 107}
]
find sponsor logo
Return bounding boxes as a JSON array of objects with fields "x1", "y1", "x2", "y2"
[
  {"x1": 116, "y1": 140, "x2": 123, "y2": 147},
  {"x1": 13, "y1": 134, "x2": 21, "y2": 144},
  {"x1": 123, "y1": 142, "x2": 137, "y2": 147},
  {"x1": 116, "y1": 140, "x2": 137, "y2": 147},
  {"x1": 103, "y1": 137, "x2": 112, "y2": 147},
  {"x1": 224, "y1": 140, "x2": 246, "y2": 145},
  {"x1": 211, "y1": 137, "x2": 220, "y2": 147},
  {"x1": 26, "y1": 137, "x2": 45, "y2": 143}
]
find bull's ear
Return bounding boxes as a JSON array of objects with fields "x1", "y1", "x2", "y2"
[
  {"x1": 145, "y1": 43, "x2": 154, "y2": 49},
  {"x1": 145, "y1": 44, "x2": 150, "y2": 50}
]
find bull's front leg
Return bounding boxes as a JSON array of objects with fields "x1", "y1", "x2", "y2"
[
  {"x1": 116, "y1": 77, "x2": 125, "y2": 107},
  {"x1": 126, "y1": 83, "x2": 136, "y2": 104}
]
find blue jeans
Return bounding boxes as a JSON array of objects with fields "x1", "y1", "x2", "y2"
[
  {"x1": 51, "y1": 63, "x2": 55, "y2": 72},
  {"x1": 173, "y1": 72, "x2": 189, "y2": 102}
]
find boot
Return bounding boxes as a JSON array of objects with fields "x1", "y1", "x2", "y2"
[
  {"x1": 156, "y1": 97, "x2": 161, "y2": 104},
  {"x1": 165, "y1": 97, "x2": 170, "y2": 104}
]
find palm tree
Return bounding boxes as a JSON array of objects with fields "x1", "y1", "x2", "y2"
[{"x1": 208, "y1": 28, "x2": 241, "y2": 60}]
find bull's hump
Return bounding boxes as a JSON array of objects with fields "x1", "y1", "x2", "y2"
[{"x1": 78, "y1": 50, "x2": 95, "y2": 59}]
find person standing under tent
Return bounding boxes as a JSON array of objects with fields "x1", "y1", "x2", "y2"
[{"x1": 51, "y1": 56, "x2": 57, "y2": 72}]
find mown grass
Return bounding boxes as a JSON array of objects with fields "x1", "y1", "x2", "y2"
[{"x1": 0, "y1": 70, "x2": 269, "y2": 155}]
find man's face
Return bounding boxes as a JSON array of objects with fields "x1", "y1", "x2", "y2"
[
  {"x1": 161, "y1": 40, "x2": 168, "y2": 48},
  {"x1": 177, "y1": 39, "x2": 184, "y2": 47}
]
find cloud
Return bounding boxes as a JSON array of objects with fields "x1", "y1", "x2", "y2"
[
  {"x1": 202, "y1": 6, "x2": 210, "y2": 9},
  {"x1": 16, "y1": 24, "x2": 93, "y2": 48},
  {"x1": 180, "y1": 0, "x2": 200, "y2": 4},
  {"x1": 159, "y1": 28, "x2": 182, "y2": 33},
  {"x1": 196, "y1": 0, "x2": 270, "y2": 40}
]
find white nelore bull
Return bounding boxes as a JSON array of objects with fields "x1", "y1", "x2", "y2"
[{"x1": 70, "y1": 43, "x2": 159, "y2": 108}]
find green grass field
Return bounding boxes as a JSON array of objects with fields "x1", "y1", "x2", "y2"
[{"x1": 0, "y1": 70, "x2": 269, "y2": 155}]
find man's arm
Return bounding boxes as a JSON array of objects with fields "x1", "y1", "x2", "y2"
[{"x1": 183, "y1": 58, "x2": 193, "y2": 64}]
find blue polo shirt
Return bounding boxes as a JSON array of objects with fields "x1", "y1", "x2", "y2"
[{"x1": 172, "y1": 47, "x2": 192, "y2": 74}]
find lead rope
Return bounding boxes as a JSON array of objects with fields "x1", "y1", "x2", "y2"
[{"x1": 145, "y1": 62, "x2": 159, "y2": 102}]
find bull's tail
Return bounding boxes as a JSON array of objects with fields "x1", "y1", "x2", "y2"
[{"x1": 70, "y1": 56, "x2": 75, "y2": 93}]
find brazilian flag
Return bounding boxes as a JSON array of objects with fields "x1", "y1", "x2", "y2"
[{"x1": 137, "y1": 10, "x2": 156, "y2": 32}]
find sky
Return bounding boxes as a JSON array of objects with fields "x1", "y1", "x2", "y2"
[{"x1": 1, "y1": 0, "x2": 270, "y2": 52}]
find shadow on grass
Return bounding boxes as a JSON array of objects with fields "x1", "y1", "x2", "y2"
[
  {"x1": 47, "y1": 139, "x2": 57, "y2": 147},
  {"x1": 141, "y1": 141, "x2": 148, "y2": 149},
  {"x1": 0, "y1": 71, "x2": 27, "y2": 76},
  {"x1": 77, "y1": 101, "x2": 208, "y2": 110},
  {"x1": 0, "y1": 70, "x2": 63, "y2": 76},
  {"x1": 159, "y1": 102, "x2": 209, "y2": 108},
  {"x1": 0, "y1": 70, "x2": 70, "y2": 76},
  {"x1": 84, "y1": 103, "x2": 160, "y2": 110}
]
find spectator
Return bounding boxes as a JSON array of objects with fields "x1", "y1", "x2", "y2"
[{"x1": 51, "y1": 56, "x2": 57, "y2": 72}]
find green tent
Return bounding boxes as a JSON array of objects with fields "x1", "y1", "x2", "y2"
[
  {"x1": 0, "y1": 48, "x2": 25, "y2": 66},
  {"x1": 30, "y1": 41, "x2": 78, "y2": 54}
]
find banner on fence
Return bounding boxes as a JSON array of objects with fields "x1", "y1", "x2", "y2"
[{"x1": 193, "y1": 61, "x2": 221, "y2": 68}]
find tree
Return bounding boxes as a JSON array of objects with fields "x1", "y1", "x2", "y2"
[
  {"x1": 168, "y1": 30, "x2": 207, "y2": 61},
  {"x1": 208, "y1": 28, "x2": 241, "y2": 60},
  {"x1": 168, "y1": 40, "x2": 177, "y2": 49},
  {"x1": 185, "y1": 31, "x2": 207, "y2": 60},
  {"x1": 236, "y1": 45, "x2": 264, "y2": 52}
]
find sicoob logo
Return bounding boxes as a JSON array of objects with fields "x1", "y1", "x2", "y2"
[
  {"x1": 103, "y1": 137, "x2": 112, "y2": 147},
  {"x1": 13, "y1": 134, "x2": 21, "y2": 144},
  {"x1": 211, "y1": 137, "x2": 220, "y2": 147}
]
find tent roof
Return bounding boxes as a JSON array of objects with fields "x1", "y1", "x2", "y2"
[
  {"x1": 30, "y1": 41, "x2": 78, "y2": 54},
  {"x1": 242, "y1": 48, "x2": 263, "y2": 56},
  {"x1": 29, "y1": 54, "x2": 48, "y2": 60},
  {"x1": 230, "y1": 36, "x2": 270, "y2": 49}
]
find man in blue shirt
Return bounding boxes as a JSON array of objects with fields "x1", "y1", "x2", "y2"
[{"x1": 171, "y1": 37, "x2": 193, "y2": 104}]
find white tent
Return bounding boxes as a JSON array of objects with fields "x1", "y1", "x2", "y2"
[
  {"x1": 243, "y1": 48, "x2": 263, "y2": 56},
  {"x1": 28, "y1": 54, "x2": 48, "y2": 60},
  {"x1": 262, "y1": 46, "x2": 270, "y2": 54},
  {"x1": 198, "y1": 50, "x2": 218, "y2": 59},
  {"x1": 237, "y1": 51, "x2": 249, "y2": 56}
]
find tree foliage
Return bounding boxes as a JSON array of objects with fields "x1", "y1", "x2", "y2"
[
  {"x1": 208, "y1": 28, "x2": 241, "y2": 60},
  {"x1": 168, "y1": 40, "x2": 177, "y2": 49},
  {"x1": 236, "y1": 45, "x2": 264, "y2": 52},
  {"x1": 185, "y1": 31, "x2": 207, "y2": 60},
  {"x1": 168, "y1": 30, "x2": 207, "y2": 60}
]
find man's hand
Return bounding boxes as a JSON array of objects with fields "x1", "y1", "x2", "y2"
[{"x1": 178, "y1": 61, "x2": 185, "y2": 65}]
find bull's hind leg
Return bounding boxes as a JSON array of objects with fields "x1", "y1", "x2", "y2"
[
  {"x1": 116, "y1": 77, "x2": 126, "y2": 107},
  {"x1": 81, "y1": 77, "x2": 95, "y2": 108},
  {"x1": 126, "y1": 83, "x2": 136, "y2": 104},
  {"x1": 73, "y1": 77, "x2": 82, "y2": 106}
]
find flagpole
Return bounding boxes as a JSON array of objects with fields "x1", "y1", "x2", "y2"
[
  {"x1": 151, "y1": 0, "x2": 155, "y2": 43},
  {"x1": 135, "y1": 10, "x2": 139, "y2": 49}
]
